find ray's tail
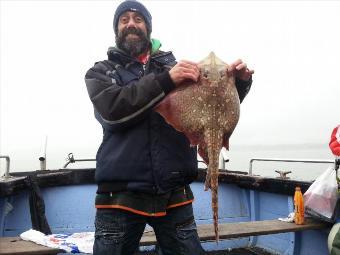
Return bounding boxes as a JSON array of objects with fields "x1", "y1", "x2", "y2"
[
  {"x1": 204, "y1": 128, "x2": 222, "y2": 242},
  {"x1": 211, "y1": 170, "x2": 219, "y2": 242}
]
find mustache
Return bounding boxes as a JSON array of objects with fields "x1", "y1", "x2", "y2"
[{"x1": 121, "y1": 27, "x2": 146, "y2": 38}]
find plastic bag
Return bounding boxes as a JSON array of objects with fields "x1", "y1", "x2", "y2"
[
  {"x1": 20, "y1": 229, "x2": 94, "y2": 254},
  {"x1": 303, "y1": 166, "x2": 338, "y2": 222}
]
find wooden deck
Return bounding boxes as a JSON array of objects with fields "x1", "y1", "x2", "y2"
[
  {"x1": 140, "y1": 218, "x2": 329, "y2": 245},
  {"x1": 0, "y1": 237, "x2": 62, "y2": 255},
  {"x1": 0, "y1": 218, "x2": 329, "y2": 255}
]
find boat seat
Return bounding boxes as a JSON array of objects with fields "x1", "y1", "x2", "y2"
[
  {"x1": 0, "y1": 237, "x2": 63, "y2": 255},
  {"x1": 141, "y1": 218, "x2": 330, "y2": 245},
  {"x1": 0, "y1": 219, "x2": 329, "y2": 255}
]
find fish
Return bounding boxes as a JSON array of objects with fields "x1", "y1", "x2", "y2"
[{"x1": 155, "y1": 52, "x2": 240, "y2": 242}]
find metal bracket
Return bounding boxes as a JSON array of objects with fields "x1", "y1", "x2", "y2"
[{"x1": 275, "y1": 170, "x2": 292, "y2": 179}]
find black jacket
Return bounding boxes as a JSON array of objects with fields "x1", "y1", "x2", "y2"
[{"x1": 85, "y1": 47, "x2": 251, "y2": 194}]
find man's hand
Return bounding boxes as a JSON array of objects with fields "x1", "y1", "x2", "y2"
[
  {"x1": 227, "y1": 59, "x2": 254, "y2": 81},
  {"x1": 169, "y1": 60, "x2": 200, "y2": 86}
]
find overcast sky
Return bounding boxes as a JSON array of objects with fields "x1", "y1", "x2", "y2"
[{"x1": 0, "y1": 1, "x2": 339, "y2": 173}]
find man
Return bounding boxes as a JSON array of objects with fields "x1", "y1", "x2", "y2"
[{"x1": 85, "y1": 1, "x2": 254, "y2": 254}]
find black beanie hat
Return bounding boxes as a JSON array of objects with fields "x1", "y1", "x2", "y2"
[{"x1": 113, "y1": 0, "x2": 152, "y2": 35}]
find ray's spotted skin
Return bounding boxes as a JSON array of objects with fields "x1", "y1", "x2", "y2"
[{"x1": 155, "y1": 52, "x2": 240, "y2": 242}]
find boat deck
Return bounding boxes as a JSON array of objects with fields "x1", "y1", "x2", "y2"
[
  {"x1": 0, "y1": 237, "x2": 273, "y2": 255},
  {"x1": 137, "y1": 247, "x2": 274, "y2": 255},
  {"x1": 0, "y1": 219, "x2": 328, "y2": 255}
]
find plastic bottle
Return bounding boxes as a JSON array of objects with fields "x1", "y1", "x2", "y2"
[{"x1": 294, "y1": 186, "x2": 305, "y2": 225}]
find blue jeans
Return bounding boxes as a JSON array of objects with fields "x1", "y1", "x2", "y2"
[{"x1": 94, "y1": 203, "x2": 205, "y2": 255}]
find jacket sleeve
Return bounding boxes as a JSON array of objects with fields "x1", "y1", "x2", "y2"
[
  {"x1": 235, "y1": 77, "x2": 252, "y2": 103},
  {"x1": 85, "y1": 61, "x2": 175, "y2": 130}
]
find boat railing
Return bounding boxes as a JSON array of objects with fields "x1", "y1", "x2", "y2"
[
  {"x1": 0, "y1": 155, "x2": 11, "y2": 179},
  {"x1": 61, "y1": 152, "x2": 339, "y2": 177},
  {"x1": 63, "y1": 153, "x2": 96, "y2": 168},
  {"x1": 64, "y1": 149, "x2": 230, "y2": 170},
  {"x1": 249, "y1": 158, "x2": 335, "y2": 176}
]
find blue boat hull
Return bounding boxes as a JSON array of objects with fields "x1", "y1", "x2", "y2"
[{"x1": 0, "y1": 170, "x2": 332, "y2": 254}]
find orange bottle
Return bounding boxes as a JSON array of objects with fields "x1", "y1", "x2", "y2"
[{"x1": 294, "y1": 186, "x2": 305, "y2": 225}]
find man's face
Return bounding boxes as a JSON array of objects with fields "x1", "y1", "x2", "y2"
[{"x1": 116, "y1": 11, "x2": 150, "y2": 57}]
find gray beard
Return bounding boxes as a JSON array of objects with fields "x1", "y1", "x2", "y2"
[
  {"x1": 116, "y1": 27, "x2": 151, "y2": 58},
  {"x1": 119, "y1": 39, "x2": 149, "y2": 57}
]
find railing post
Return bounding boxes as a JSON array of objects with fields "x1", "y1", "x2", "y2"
[
  {"x1": 218, "y1": 148, "x2": 229, "y2": 170},
  {"x1": 0, "y1": 156, "x2": 10, "y2": 179},
  {"x1": 39, "y1": 136, "x2": 48, "y2": 170},
  {"x1": 249, "y1": 158, "x2": 254, "y2": 175}
]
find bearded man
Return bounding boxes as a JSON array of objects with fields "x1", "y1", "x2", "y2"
[{"x1": 85, "y1": 1, "x2": 253, "y2": 254}]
